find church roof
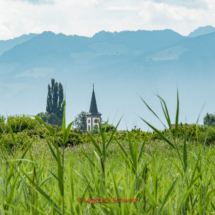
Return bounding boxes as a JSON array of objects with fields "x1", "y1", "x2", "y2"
[{"x1": 89, "y1": 85, "x2": 100, "y2": 114}]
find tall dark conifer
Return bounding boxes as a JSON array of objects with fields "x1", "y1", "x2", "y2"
[
  {"x1": 46, "y1": 79, "x2": 64, "y2": 123},
  {"x1": 58, "y1": 83, "x2": 64, "y2": 121},
  {"x1": 53, "y1": 82, "x2": 58, "y2": 115},
  {"x1": 46, "y1": 84, "x2": 53, "y2": 113}
]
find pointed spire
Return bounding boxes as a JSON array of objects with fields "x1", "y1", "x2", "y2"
[{"x1": 89, "y1": 84, "x2": 98, "y2": 114}]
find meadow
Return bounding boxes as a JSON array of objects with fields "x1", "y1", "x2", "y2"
[{"x1": 1, "y1": 93, "x2": 215, "y2": 215}]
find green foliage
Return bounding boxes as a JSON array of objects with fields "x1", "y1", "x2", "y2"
[
  {"x1": 0, "y1": 115, "x2": 8, "y2": 134},
  {"x1": 56, "y1": 130, "x2": 84, "y2": 147},
  {"x1": 0, "y1": 131, "x2": 32, "y2": 149},
  {"x1": 0, "y1": 115, "x2": 6, "y2": 124},
  {"x1": 49, "y1": 124, "x2": 62, "y2": 133},
  {"x1": 3, "y1": 94, "x2": 215, "y2": 214},
  {"x1": 6, "y1": 115, "x2": 38, "y2": 133},
  {"x1": 36, "y1": 112, "x2": 62, "y2": 127},
  {"x1": 199, "y1": 126, "x2": 215, "y2": 144},
  {"x1": 203, "y1": 113, "x2": 215, "y2": 126},
  {"x1": 44, "y1": 113, "x2": 61, "y2": 127},
  {"x1": 162, "y1": 123, "x2": 207, "y2": 142},
  {"x1": 101, "y1": 123, "x2": 115, "y2": 132},
  {"x1": 1, "y1": 114, "x2": 215, "y2": 148},
  {"x1": 88, "y1": 125, "x2": 99, "y2": 135},
  {"x1": 46, "y1": 78, "x2": 64, "y2": 122},
  {"x1": 73, "y1": 111, "x2": 87, "y2": 132}
]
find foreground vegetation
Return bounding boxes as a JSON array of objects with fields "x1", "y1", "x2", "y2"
[{"x1": 1, "y1": 93, "x2": 215, "y2": 214}]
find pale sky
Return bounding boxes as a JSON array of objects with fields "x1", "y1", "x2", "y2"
[{"x1": 0, "y1": 0, "x2": 215, "y2": 40}]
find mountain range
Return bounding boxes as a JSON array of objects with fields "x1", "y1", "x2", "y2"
[{"x1": 0, "y1": 26, "x2": 215, "y2": 130}]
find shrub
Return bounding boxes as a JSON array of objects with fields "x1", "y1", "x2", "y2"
[
  {"x1": 0, "y1": 115, "x2": 6, "y2": 124},
  {"x1": 199, "y1": 126, "x2": 215, "y2": 145},
  {"x1": 161, "y1": 123, "x2": 207, "y2": 142},
  {"x1": 56, "y1": 131, "x2": 84, "y2": 147},
  {"x1": 70, "y1": 128, "x2": 83, "y2": 135},
  {"x1": 101, "y1": 124, "x2": 115, "y2": 132},
  {"x1": 0, "y1": 124, "x2": 9, "y2": 134},
  {"x1": 0, "y1": 132, "x2": 32, "y2": 149},
  {"x1": 0, "y1": 115, "x2": 8, "y2": 134},
  {"x1": 88, "y1": 125, "x2": 99, "y2": 136},
  {"x1": 6, "y1": 115, "x2": 39, "y2": 133},
  {"x1": 49, "y1": 124, "x2": 62, "y2": 133}
]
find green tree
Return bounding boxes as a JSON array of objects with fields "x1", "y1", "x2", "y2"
[
  {"x1": 0, "y1": 115, "x2": 6, "y2": 124},
  {"x1": 58, "y1": 83, "x2": 64, "y2": 121},
  {"x1": 37, "y1": 112, "x2": 62, "y2": 127},
  {"x1": 46, "y1": 79, "x2": 64, "y2": 122},
  {"x1": 101, "y1": 122, "x2": 115, "y2": 132},
  {"x1": 74, "y1": 111, "x2": 87, "y2": 132},
  {"x1": 204, "y1": 113, "x2": 215, "y2": 126}
]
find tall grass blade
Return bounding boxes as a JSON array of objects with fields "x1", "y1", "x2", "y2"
[
  {"x1": 21, "y1": 170, "x2": 64, "y2": 215},
  {"x1": 156, "y1": 94, "x2": 172, "y2": 130},
  {"x1": 105, "y1": 117, "x2": 122, "y2": 150},
  {"x1": 87, "y1": 132, "x2": 102, "y2": 155},
  {"x1": 140, "y1": 117, "x2": 176, "y2": 149},
  {"x1": 195, "y1": 103, "x2": 205, "y2": 142},
  {"x1": 175, "y1": 90, "x2": 179, "y2": 139},
  {"x1": 138, "y1": 137, "x2": 146, "y2": 162},
  {"x1": 140, "y1": 96, "x2": 167, "y2": 129},
  {"x1": 183, "y1": 139, "x2": 187, "y2": 172},
  {"x1": 158, "y1": 177, "x2": 178, "y2": 214}
]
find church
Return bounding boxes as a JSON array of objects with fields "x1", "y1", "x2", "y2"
[{"x1": 86, "y1": 85, "x2": 102, "y2": 131}]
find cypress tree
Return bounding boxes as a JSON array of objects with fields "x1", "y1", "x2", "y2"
[
  {"x1": 46, "y1": 84, "x2": 53, "y2": 113},
  {"x1": 58, "y1": 83, "x2": 64, "y2": 121},
  {"x1": 53, "y1": 82, "x2": 58, "y2": 115},
  {"x1": 46, "y1": 79, "x2": 64, "y2": 123}
]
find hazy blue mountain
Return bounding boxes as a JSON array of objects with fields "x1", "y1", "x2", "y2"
[
  {"x1": 0, "y1": 30, "x2": 184, "y2": 64},
  {"x1": 0, "y1": 29, "x2": 214, "y2": 131},
  {"x1": 0, "y1": 33, "x2": 38, "y2": 55},
  {"x1": 188, "y1": 26, "x2": 215, "y2": 37}
]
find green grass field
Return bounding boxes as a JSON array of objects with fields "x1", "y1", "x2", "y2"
[{"x1": 1, "y1": 93, "x2": 215, "y2": 214}]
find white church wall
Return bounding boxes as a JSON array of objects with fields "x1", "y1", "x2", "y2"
[
  {"x1": 86, "y1": 116, "x2": 101, "y2": 130},
  {"x1": 87, "y1": 116, "x2": 91, "y2": 131},
  {"x1": 92, "y1": 117, "x2": 101, "y2": 127}
]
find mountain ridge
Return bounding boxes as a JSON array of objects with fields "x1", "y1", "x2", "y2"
[{"x1": 188, "y1": 25, "x2": 215, "y2": 37}]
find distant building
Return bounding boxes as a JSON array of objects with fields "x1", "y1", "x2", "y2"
[{"x1": 86, "y1": 85, "x2": 102, "y2": 131}]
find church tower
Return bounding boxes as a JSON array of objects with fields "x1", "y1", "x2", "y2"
[{"x1": 86, "y1": 85, "x2": 102, "y2": 131}]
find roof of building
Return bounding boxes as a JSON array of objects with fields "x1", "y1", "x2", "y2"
[{"x1": 89, "y1": 85, "x2": 100, "y2": 115}]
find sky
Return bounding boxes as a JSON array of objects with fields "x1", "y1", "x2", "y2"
[{"x1": 0, "y1": 0, "x2": 215, "y2": 40}]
